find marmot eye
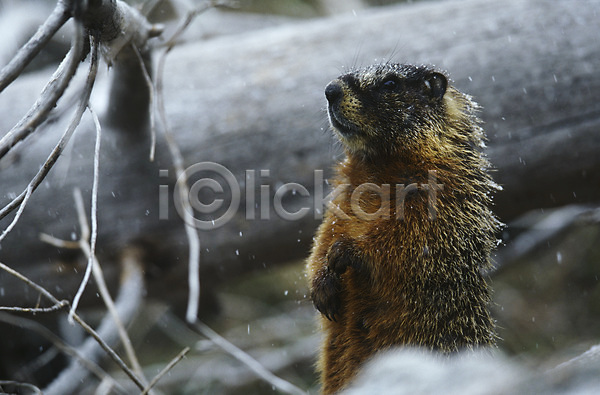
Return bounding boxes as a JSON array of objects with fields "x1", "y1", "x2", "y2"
[{"x1": 381, "y1": 78, "x2": 398, "y2": 91}]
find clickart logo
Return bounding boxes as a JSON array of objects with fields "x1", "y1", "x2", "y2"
[{"x1": 158, "y1": 162, "x2": 443, "y2": 230}]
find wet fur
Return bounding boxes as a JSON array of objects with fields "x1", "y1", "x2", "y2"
[{"x1": 306, "y1": 64, "x2": 501, "y2": 394}]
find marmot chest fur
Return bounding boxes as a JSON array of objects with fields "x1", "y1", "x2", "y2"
[{"x1": 306, "y1": 63, "x2": 501, "y2": 394}]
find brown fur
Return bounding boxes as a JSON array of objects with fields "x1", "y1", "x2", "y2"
[{"x1": 306, "y1": 64, "x2": 501, "y2": 394}]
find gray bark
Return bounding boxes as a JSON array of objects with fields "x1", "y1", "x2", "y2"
[{"x1": 0, "y1": 0, "x2": 599, "y2": 307}]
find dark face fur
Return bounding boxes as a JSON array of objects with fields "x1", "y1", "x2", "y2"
[{"x1": 325, "y1": 64, "x2": 449, "y2": 158}]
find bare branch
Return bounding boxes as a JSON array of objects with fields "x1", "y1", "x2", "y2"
[
  {"x1": 43, "y1": 255, "x2": 147, "y2": 394},
  {"x1": 66, "y1": 188, "x2": 94, "y2": 316},
  {"x1": 64, "y1": 186, "x2": 149, "y2": 387},
  {"x1": 0, "y1": 184, "x2": 34, "y2": 244},
  {"x1": 0, "y1": 312, "x2": 123, "y2": 392},
  {"x1": 65, "y1": 35, "x2": 101, "y2": 321},
  {"x1": 0, "y1": 259, "x2": 145, "y2": 390},
  {"x1": 141, "y1": 347, "x2": 190, "y2": 394},
  {"x1": 0, "y1": 261, "x2": 61, "y2": 305},
  {"x1": 81, "y1": 0, "x2": 161, "y2": 65},
  {"x1": 0, "y1": 24, "x2": 96, "y2": 225},
  {"x1": 159, "y1": 0, "x2": 234, "y2": 50},
  {"x1": 68, "y1": 102, "x2": 102, "y2": 322},
  {"x1": 78, "y1": 249, "x2": 146, "y2": 390},
  {"x1": 151, "y1": 0, "x2": 238, "y2": 323},
  {"x1": 0, "y1": 300, "x2": 68, "y2": 314},
  {"x1": 131, "y1": 43, "x2": 157, "y2": 161},
  {"x1": 39, "y1": 233, "x2": 80, "y2": 249},
  {"x1": 1, "y1": 254, "x2": 144, "y2": 391},
  {"x1": 156, "y1": 26, "x2": 202, "y2": 325},
  {"x1": 150, "y1": 0, "x2": 238, "y2": 325},
  {"x1": 0, "y1": 0, "x2": 71, "y2": 92},
  {"x1": 0, "y1": 22, "x2": 84, "y2": 160},
  {"x1": 193, "y1": 321, "x2": 307, "y2": 395}
]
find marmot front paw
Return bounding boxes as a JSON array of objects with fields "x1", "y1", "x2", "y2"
[{"x1": 311, "y1": 265, "x2": 342, "y2": 321}]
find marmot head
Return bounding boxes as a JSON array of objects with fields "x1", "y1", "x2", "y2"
[{"x1": 325, "y1": 63, "x2": 481, "y2": 159}]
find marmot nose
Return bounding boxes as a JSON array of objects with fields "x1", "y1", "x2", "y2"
[{"x1": 325, "y1": 81, "x2": 343, "y2": 104}]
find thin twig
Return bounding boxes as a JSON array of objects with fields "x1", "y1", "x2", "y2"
[
  {"x1": 0, "y1": 21, "x2": 84, "y2": 160},
  {"x1": 0, "y1": 262, "x2": 60, "y2": 304},
  {"x1": 67, "y1": 33, "x2": 100, "y2": 322},
  {"x1": 0, "y1": 260, "x2": 145, "y2": 390},
  {"x1": 0, "y1": 0, "x2": 71, "y2": 92},
  {"x1": 44, "y1": 257, "x2": 147, "y2": 394},
  {"x1": 39, "y1": 233, "x2": 80, "y2": 249},
  {"x1": 131, "y1": 44, "x2": 157, "y2": 162},
  {"x1": 71, "y1": 306, "x2": 145, "y2": 391},
  {"x1": 153, "y1": 0, "x2": 237, "y2": 323},
  {"x1": 68, "y1": 98, "x2": 102, "y2": 322},
  {"x1": 69, "y1": 268, "x2": 145, "y2": 392},
  {"x1": 89, "y1": 104, "x2": 101, "y2": 253},
  {"x1": 42, "y1": 186, "x2": 149, "y2": 391},
  {"x1": 0, "y1": 300, "x2": 68, "y2": 313},
  {"x1": 160, "y1": 0, "x2": 232, "y2": 49},
  {"x1": 66, "y1": 188, "x2": 149, "y2": 388},
  {"x1": 0, "y1": 22, "x2": 94, "y2": 226},
  {"x1": 67, "y1": 188, "x2": 91, "y2": 318},
  {"x1": 0, "y1": 184, "x2": 34, "y2": 244},
  {"x1": 193, "y1": 321, "x2": 307, "y2": 395},
  {"x1": 141, "y1": 347, "x2": 190, "y2": 394},
  {"x1": 155, "y1": 13, "x2": 207, "y2": 325},
  {"x1": 0, "y1": 312, "x2": 124, "y2": 392}
]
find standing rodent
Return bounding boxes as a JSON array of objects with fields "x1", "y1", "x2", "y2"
[{"x1": 306, "y1": 63, "x2": 501, "y2": 394}]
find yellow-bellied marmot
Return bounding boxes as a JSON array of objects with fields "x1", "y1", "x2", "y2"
[{"x1": 306, "y1": 63, "x2": 501, "y2": 394}]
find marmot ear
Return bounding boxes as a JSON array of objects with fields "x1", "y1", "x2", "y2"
[{"x1": 425, "y1": 72, "x2": 447, "y2": 100}]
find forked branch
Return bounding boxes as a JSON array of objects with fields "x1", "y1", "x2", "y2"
[{"x1": 0, "y1": 0, "x2": 72, "y2": 92}]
